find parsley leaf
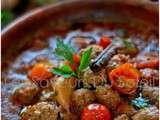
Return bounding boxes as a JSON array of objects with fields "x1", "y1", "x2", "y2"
[
  {"x1": 1, "y1": 10, "x2": 14, "y2": 28},
  {"x1": 123, "y1": 39, "x2": 135, "y2": 50},
  {"x1": 50, "y1": 67, "x2": 76, "y2": 78},
  {"x1": 132, "y1": 94, "x2": 149, "y2": 109},
  {"x1": 54, "y1": 38, "x2": 75, "y2": 64},
  {"x1": 52, "y1": 39, "x2": 93, "y2": 79},
  {"x1": 78, "y1": 48, "x2": 92, "y2": 71}
]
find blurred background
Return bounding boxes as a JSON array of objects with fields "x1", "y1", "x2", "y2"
[
  {"x1": 1, "y1": 0, "x2": 159, "y2": 29},
  {"x1": 1, "y1": 0, "x2": 65, "y2": 29}
]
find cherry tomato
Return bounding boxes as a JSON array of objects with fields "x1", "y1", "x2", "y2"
[
  {"x1": 73, "y1": 53, "x2": 80, "y2": 65},
  {"x1": 81, "y1": 103, "x2": 111, "y2": 120},
  {"x1": 28, "y1": 63, "x2": 53, "y2": 82},
  {"x1": 99, "y1": 36, "x2": 111, "y2": 49},
  {"x1": 109, "y1": 63, "x2": 140, "y2": 95}
]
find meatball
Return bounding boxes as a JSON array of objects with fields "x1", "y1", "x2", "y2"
[
  {"x1": 20, "y1": 102, "x2": 60, "y2": 120},
  {"x1": 107, "y1": 54, "x2": 130, "y2": 72},
  {"x1": 81, "y1": 68, "x2": 107, "y2": 88},
  {"x1": 11, "y1": 82, "x2": 40, "y2": 105},
  {"x1": 142, "y1": 84, "x2": 159, "y2": 107},
  {"x1": 70, "y1": 89, "x2": 95, "y2": 114},
  {"x1": 140, "y1": 68, "x2": 159, "y2": 86},
  {"x1": 114, "y1": 114, "x2": 130, "y2": 120},
  {"x1": 95, "y1": 85, "x2": 121, "y2": 110},
  {"x1": 116, "y1": 102, "x2": 137, "y2": 116},
  {"x1": 132, "y1": 106, "x2": 159, "y2": 120},
  {"x1": 79, "y1": 44, "x2": 103, "y2": 59}
]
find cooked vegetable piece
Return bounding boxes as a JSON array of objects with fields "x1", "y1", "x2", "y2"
[
  {"x1": 109, "y1": 63, "x2": 140, "y2": 95},
  {"x1": 28, "y1": 63, "x2": 53, "y2": 82},
  {"x1": 53, "y1": 77, "x2": 73, "y2": 112},
  {"x1": 99, "y1": 36, "x2": 112, "y2": 49},
  {"x1": 81, "y1": 103, "x2": 111, "y2": 120}
]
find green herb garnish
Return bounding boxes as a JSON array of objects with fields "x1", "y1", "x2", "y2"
[
  {"x1": 51, "y1": 38, "x2": 92, "y2": 79},
  {"x1": 54, "y1": 38, "x2": 75, "y2": 64},
  {"x1": 78, "y1": 47, "x2": 92, "y2": 71},
  {"x1": 123, "y1": 39, "x2": 135, "y2": 50},
  {"x1": 132, "y1": 94, "x2": 149, "y2": 109},
  {"x1": 1, "y1": 10, "x2": 14, "y2": 28}
]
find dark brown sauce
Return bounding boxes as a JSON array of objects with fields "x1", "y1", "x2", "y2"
[{"x1": 1, "y1": 24, "x2": 158, "y2": 120}]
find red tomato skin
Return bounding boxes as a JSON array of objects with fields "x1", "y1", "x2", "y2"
[
  {"x1": 28, "y1": 63, "x2": 53, "y2": 82},
  {"x1": 81, "y1": 103, "x2": 111, "y2": 120},
  {"x1": 99, "y1": 36, "x2": 111, "y2": 49},
  {"x1": 109, "y1": 63, "x2": 140, "y2": 95},
  {"x1": 73, "y1": 53, "x2": 80, "y2": 65},
  {"x1": 65, "y1": 60, "x2": 77, "y2": 71}
]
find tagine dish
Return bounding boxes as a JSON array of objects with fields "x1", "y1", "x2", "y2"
[{"x1": 2, "y1": 19, "x2": 159, "y2": 120}]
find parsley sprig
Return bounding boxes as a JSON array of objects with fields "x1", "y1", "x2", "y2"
[{"x1": 51, "y1": 38, "x2": 92, "y2": 79}]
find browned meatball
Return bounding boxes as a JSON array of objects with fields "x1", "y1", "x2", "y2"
[
  {"x1": 142, "y1": 84, "x2": 159, "y2": 107},
  {"x1": 70, "y1": 89, "x2": 95, "y2": 114},
  {"x1": 116, "y1": 102, "x2": 137, "y2": 116},
  {"x1": 107, "y1": 54, "x2": 130, "y2": 72},
  {"x1": 79, "y1": 44, "x2": 103, "y2": 59},
  {"x1": 81, "y1": 68, "x2": 107, "y2": 88},
  {"x1": 114, "y1": 114, "x2": 130, "y2": 120},
  {"x1": 140, "y1": 68, "x2": 159, "y2": 86},
  {"x1": 95, "y1": 85, "x2": 121, "y2": 110},
  {"x1": 132, "y1": 106, "x2": 159, "y2": 120},
  {"x1": 11, "y1": 82, "x2": 40, "y2": 105},
  {"x1": 20, "y1": 102, "x2": 60, "y2": 120}
]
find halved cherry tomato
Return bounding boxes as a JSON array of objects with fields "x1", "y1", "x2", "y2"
[
  {"x1": 81, "y1": 103, "x2": 111, "y2": 120},
  {"x1": 99, "y1": 36, "x2": 111, "y2": 49},
  {"x1": 28, "y1": 63, "x2": 53, "y2": 82},
  {"x1": 109, "y1": 63, "x2": 140, "y2": 95}
]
